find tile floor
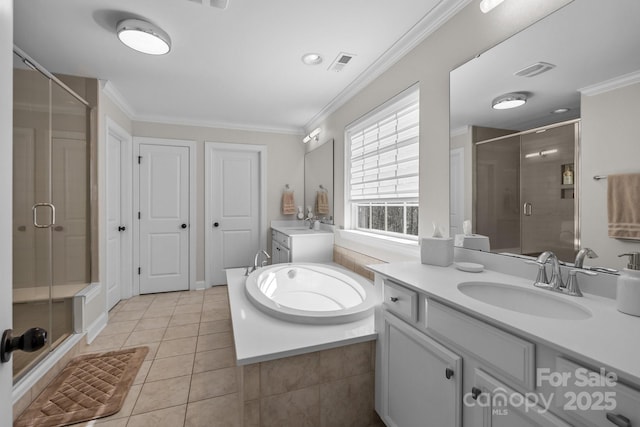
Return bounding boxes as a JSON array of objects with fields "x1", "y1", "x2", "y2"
[{"x1": 70, "y1": 286, "x2": 238, "y2": 427}]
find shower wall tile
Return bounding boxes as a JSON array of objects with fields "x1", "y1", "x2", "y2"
[{"x1": 333, "y1": 245, "x2": 385, "y2": 280}]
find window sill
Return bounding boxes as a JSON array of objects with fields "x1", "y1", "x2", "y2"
[{"x1": 336, "y1": 229, "x2": 420, "y2": 262}]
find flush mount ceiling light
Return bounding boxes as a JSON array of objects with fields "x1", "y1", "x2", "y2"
[
  {"x1": 301, "y1": 53, "x2": 323, "y2": 66},
  {"x1": 302, "y1": 127, "x2": 321, "y2": 143},
  {"x1": 117, "y1": 19, "x2": 171, "y2": 55},
  {"x1": 492, "y1": 93, "x2": 527, "y2": 110},
  {"x1": 480, "y1": 0, "x2": 506, "y2": 13}
]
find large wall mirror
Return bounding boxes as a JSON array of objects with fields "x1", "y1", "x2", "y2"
[
  {"x1": 450, "y1": 0, "x2": 640, "y2": 269},
  {"x1": 305, "y1": 139, "x2": 334, "y2": 222}
]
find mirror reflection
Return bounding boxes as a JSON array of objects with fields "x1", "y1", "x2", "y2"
[
  {"x1": 450, "y1": 0, "x2": 640, "y2": 267},
  {"x1": 304, "y1": 139, "x2": 334, "y2": 223}
]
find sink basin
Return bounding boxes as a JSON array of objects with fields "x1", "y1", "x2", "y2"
[{"x1": 457, "y1": 281, "x2": 592, "y2": 320}]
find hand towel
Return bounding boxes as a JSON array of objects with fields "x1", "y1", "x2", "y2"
[
  {"x1": 316, "y1": 190, "x2": 329, "y2": 214},
  {"x1": 282, "y1": 190, "x2": 296, "y2": 215},
  {"x1": 607, "y1": 173, "x2": 640, "y2": 240}
]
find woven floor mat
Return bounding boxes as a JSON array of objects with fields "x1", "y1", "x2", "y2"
[{"x1": 15, "y1": 346, "x2": 148, "y2": 427}]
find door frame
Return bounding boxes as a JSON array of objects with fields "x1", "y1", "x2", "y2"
[
  {"x1": 204, "y1": 142, "x2": 267, "y2": 287},
  {"x1": 133, "y1": 137, "x2": 196, "y2": 295},
  {"x1": 105, "y1": 117, "x2": 133, "y2": 305}
]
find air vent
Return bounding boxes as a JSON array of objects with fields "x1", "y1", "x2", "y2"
[
  {"x1": 514, "y1": 62, "x2": 556, "y2": 77},
  {"x1": 328, "y1": 53, "x2": 355, "y2": 72}
]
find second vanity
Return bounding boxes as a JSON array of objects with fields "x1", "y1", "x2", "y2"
[
  {"x1": 270, "y1": 223, "x2": 334, "y2": 264},
  {"x1": 368, "y1": 261, "x2": 640, "y2": 427}
]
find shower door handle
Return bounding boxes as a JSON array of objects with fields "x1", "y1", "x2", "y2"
[
  {"x1": 32, "y1": 203, "x2": 56, "y2": 228},
  {"x1": 523, "y1": 202, "x2": 533, "y2": 216}
]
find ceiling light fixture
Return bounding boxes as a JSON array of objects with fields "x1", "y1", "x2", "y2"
[
  {"x1": 480, "y1": 0, "x2": 506, "y2": 13},
  {"x1": 302, "y1": 128, "x2": 321, "y2": 144},
  {"x1": 492, "y1": 93, "x2": 527, "y2": 110},
  {"x1": 301, "y1": 53, "x2": 323, "y2": 66},
  {"x1": 117, "y1": 19, "x2": 171, "y2": 55}
]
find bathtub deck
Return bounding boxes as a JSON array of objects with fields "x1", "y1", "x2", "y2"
[{"x1": 226, "y1": 265, "x2": 377, "y2": 365}]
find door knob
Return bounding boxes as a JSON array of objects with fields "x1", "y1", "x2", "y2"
[
  {"x1": 213, "y1": 222, "x2": 219, "y2": 227},
  {"x1": 118, "y1": 226, "x2": 126, "y2": 232},
  {"x1": 1, "y1": 327, "x2": 48, "y2": 363},
  {"x1": 445, "y1": 368, "x2": 454, "y2": 379},
  {"x1": 181, "y1": 223, "x2": 188, "y2": 229}
]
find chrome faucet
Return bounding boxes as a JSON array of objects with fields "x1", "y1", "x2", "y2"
[
  {"x1": 574, "y1": 248, "x2": 598, "y2": 268},
  {"x1": 535, "y1": 251, "x2": 564, "y2": 291},
  {"x1": 250, "y1": 250, "x2": 271, "y2": 273}
]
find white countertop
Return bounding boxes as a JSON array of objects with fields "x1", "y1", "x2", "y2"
[
  {"x1": 271, "y1": 225, "x2": 333, "y2": 236},
  {"x1": 368, "y1": 261, "x2": 640, "y2": 385},
  {"x1": 226, "y1": 266, "x2": 377, "y2": 365}
]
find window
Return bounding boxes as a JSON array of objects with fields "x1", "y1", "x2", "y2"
[{"x1": 346, "y1": 86, "x2": 419, "y2": 239}]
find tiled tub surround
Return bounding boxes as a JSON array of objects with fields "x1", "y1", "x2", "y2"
[
  {"x1": 333, "y1": 245, "x2": 385, "y2": 281},
  {"x1": 227, "y1": 264, "x2": 382, "y2": 426}
]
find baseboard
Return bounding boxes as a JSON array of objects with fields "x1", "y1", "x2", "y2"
[
  {"x1": 195, "y1": 280, "x2": 206, "y2": 291},
  {"x1": 12, "y1": 333, "x2": 84, "y2": 404},
  {"x1": 86, "y1": 312, "x2": 108, "y2": 344}
]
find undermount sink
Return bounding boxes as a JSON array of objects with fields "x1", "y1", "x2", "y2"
[{"x1": 457, "y1": 281, "x2": 592, "y2": 320}]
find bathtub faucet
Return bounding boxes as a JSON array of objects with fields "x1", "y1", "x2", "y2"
[{"x1": 251, "y1": 250, "x2": 271, "y2": 273}]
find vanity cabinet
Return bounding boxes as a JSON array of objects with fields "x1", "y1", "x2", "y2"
[
  {"x1": 270, "y1": 228, "x2": 333, "y2": 264},
  {"x1": 380, "y1": 310, "x2": 462, "y2": 427},
  {"x1": 376, "y1": 277, "x2": 571, "y2": 427}
]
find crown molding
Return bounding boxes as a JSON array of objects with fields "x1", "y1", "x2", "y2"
[
  {"x1": 304, "y1": 0, "x2": 473, "y2": 131},
  {"x1": 100, "y1": 80, "x2": 136, "y2": 119},
  {"x1": 580, "y1": 70, "x2": 640, "y2": 96}
]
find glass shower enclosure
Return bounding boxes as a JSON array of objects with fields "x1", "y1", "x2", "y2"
[{"x1": 12, "y1": 49, "x2": 91, "y2": 381}]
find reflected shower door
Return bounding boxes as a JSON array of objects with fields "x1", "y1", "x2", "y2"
[{"x1": 520, "y1": 123, "x2": 577, "y2": 260}]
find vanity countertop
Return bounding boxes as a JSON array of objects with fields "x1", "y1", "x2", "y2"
[
  {"x1": 271, "y1": 225, "x2": 333, "y2": 236},
  {"x1": 368, "y1": 261, "x2": 640, "y2": 385}
]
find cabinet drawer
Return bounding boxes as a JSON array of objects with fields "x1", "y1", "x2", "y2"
[
  {"x1": 426, "y1": 299, "x2": 535, "y2": 390},
  {"x1": 271, "y1": 230, "x2": 291, "y2": 248},
  {"x1": 555, "y1": 357, "x2": 640, "y2": 427},
  {"x1": 383, "y1": 280, "x2": 418, "y2": 323}
]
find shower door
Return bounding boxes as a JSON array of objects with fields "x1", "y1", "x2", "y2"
[{"x1": 12, "y1": 51, "x2": 90, "y2": 381}]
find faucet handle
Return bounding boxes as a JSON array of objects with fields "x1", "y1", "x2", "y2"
[
  {"x1": 565, "y1": 269, "x2": 598, "y2": 297},
  {"x1": 525, "y1": 260, "x2": 550, "y2": 288}
]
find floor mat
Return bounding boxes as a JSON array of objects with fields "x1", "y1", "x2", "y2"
[{"x1": 15, "y1": 346, "x2": 148, "y2": 427}]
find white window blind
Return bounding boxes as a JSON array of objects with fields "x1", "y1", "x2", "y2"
[{"x1": 347, "y1": 90, "x2": 419, "y2": 201}]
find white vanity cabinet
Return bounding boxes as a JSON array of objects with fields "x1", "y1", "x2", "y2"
[
  {"x1": 376, "y1": 276, "x2": 572, "y2": 427},
  {"x1": 270, "y1": 228, "x2": 333, "y2": 264}
]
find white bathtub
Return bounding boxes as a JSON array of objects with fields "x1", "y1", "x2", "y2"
[{"x1": 244, "y1": 263, "x2": 377, "y2": 324}]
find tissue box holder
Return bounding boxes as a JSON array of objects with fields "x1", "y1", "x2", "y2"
[{"x1": 420, "y1": 237, "x2": 453, "y2": 267}]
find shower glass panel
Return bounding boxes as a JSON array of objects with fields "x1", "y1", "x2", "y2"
[
  {"x1": 475, "y1": 135, "x2": 521, "y2": 253},
  {"x1": 520, "y1": 124, "x2": 576, "y2": 260},
  {"x1": 12, "y1": 51, "x2": 91, "y2": 382}
]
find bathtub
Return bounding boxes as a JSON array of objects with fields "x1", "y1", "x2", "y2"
[{"x1": 244, "y1": 263, "x2": 377, "y2": 324}]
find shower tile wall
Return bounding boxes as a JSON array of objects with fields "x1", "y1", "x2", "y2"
[{"x1": 333, "y1": 245, "x2": 385, "y2": 279}]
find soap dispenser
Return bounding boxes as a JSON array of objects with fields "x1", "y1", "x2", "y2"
[{"x1": 616, "y1": 252, "x2": 640, "y2": 316}]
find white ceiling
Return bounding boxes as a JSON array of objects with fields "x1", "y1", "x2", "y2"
[
  {"x1": 14, "y1": 0, "x2": 467, "y2": 134},
  {"x1": 450, "y1": 0, "x2": 640, "y2": 132}
]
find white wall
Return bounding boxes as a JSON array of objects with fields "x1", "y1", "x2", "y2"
[
  {"x1": 315, "y1": 0, "x2": 571, "y2": 260},
  {"x1": 0, "y1": 0, "x2": 13, "y2": 415},
  {"x1": 581, "y1": 82, "x2": 640, "y2": 269},
  {"x1": 132, "y1": 121, "x2": 305, "y2": 282}
]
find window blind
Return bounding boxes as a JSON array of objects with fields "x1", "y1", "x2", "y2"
[{"x1": 348, "y1": 92, "x2": 419, "y2": 201}]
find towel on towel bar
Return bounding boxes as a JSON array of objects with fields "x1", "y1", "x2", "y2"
[
  {"x1": 607, "y1": 173, "x2": 640, "y2": 240},
  {"x1": 282, "y1": 190, "x2": 296, "y2": 215},
  {"x1": 316, "y1": 190, "x2": 329, "y2": 214}
]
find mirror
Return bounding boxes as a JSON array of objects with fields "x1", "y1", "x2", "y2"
[
  {"x1": 304, "y1": 139, "x2": 334, "y2": 222},
  {"x1": 450, "y1": 0, "x2": 640, "y2": 268}
]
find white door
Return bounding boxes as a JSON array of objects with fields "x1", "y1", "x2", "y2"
[
  {"x1": 139, "y1": 143, "x2": 190, "y2": 293},
  {"x1": 106, "y1": 121, "x2": 132, "y2": 309},
  {"x1": 1, "y1": 5, "x2": 14, "y2": 414},
  {"x1": 450, "y1": 147, "x2": 464, "y2": 237},
  {"x1": 206, "y1": 143, "x2": 263, "y2": 286},
  {"x1": 51, "y1": 132, "x2": 88, "y2": 285}
]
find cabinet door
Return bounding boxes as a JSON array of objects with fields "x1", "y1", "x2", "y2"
[
  {"x1": 271, "y1": 240, "x2": 283, "y2": 264},
  {"x1": 470, "y1": 369, "x2": 571, "y2": 427},
  {"x1": 381, "y1": 311, "x2": 462, "y2": 427}
]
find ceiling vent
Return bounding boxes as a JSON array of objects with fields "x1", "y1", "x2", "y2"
[
  {"x1": 328, "y1": 53, "x2": 355, "y2": 72},
  {"x1": 187, "y1": 0, "x2": 229, "y2": 9},
  {"x1": 514, "y1": 62, "x2": 556, "y2": 77}
]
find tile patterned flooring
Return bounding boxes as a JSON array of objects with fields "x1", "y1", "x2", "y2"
[{"x1": 70, "y1": 286, "x2": 238, "y2": 427}]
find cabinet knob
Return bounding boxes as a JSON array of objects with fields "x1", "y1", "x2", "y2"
[
  {"x1": 445, "y1": 368, "x2": 454, "y2": 379},
  {"x1": 606, "y1": 413, "x2": 631, "y2": 427},
  {"x1": 390, "y1": 297, "x2": 399, "y2": 303},
  {"x1": 471, "y1": 387, "x2": 482, "y2": 400}
]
